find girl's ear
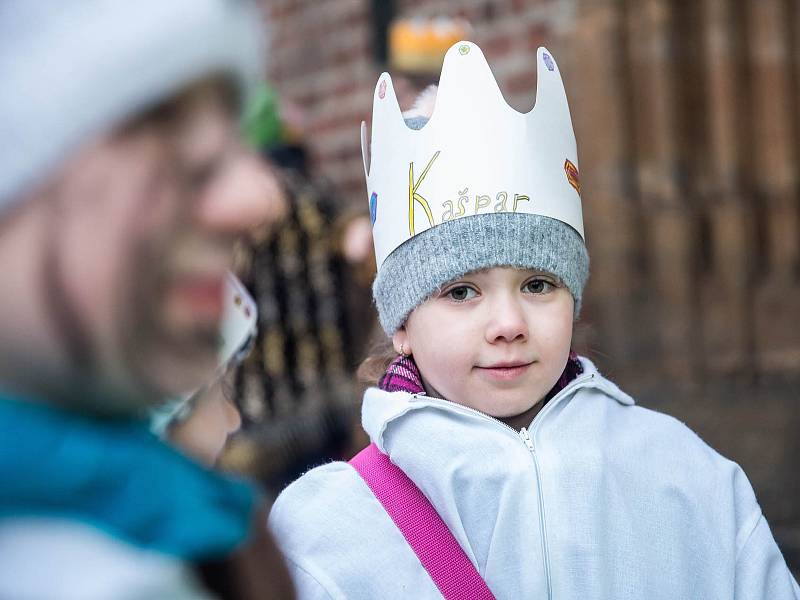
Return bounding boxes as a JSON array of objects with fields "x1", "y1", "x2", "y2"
[{"x1": 392, "y1": 328, "x2": 410, "y2": 356}]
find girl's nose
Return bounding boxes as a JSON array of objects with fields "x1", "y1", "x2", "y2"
[
  {"x1": 484, "y1": 294, "x2": 529, "y2": 344},
  {"x1": 194, "y1": 149, "x2": 287, "y2": 235}
]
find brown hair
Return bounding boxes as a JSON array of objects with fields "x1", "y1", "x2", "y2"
[{"x1": 356, "y1": 337, "x2": 398, "y2": 387}]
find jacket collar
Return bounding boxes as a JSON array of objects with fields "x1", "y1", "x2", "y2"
[{"x1": 362, "y1": 355, "x2": 634, "y2": 453}]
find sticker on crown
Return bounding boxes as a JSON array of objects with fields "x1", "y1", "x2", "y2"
[
  {"x1": 564, "y1": 159, "x2": 580, "y2": 194},
  {"x1": 369, "y1": 192, "x2": 379, "y2": 225}
]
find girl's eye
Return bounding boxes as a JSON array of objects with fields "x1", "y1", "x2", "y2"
[
  {"x1": 523, "y1": 278, "x2": 555, "y2": 294},
  {"x1": 446, "y1": 285, "x2": 477, "y2": 302}
]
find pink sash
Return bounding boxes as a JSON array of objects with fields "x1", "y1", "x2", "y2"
[{"x1": 350, "y1": 443, "x2": 496, "y2": 599}]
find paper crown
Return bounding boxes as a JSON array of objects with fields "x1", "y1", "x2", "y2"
[
  {"x1": 361, "y1": 42, "x2": 585, "y2": 270},
  {"x1": 220, "y1": 272, "x2": 258, "y2": 367},
  {"x1": 389, "y1": 17, "x2": 472, "y2": 75}
]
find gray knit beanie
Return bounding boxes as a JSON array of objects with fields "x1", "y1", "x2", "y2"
[
  {"x1": 0, "y1": 0, "x2": 264, "y2": 211},
  {"x1": 373, "y1": 115, "x2": 589, "y2": 335}
]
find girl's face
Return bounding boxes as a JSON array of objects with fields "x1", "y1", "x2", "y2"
[
  {"x1": 393, "y1": 267, "x2": 574, "y2": 424},
  {"x1": 168, "y1": 369, "x2": 242, "y2": 466}
]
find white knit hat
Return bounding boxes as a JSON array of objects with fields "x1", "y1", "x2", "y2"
[{"x1": 0, "y1": 0, "x2": 264, "y2": 210}]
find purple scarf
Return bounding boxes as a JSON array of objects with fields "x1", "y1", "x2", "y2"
[{"x1": 379, "y1": 352, "x2": 584, "y2": 404}]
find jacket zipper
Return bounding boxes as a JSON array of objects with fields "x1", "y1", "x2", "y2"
[
  {"x1": 520, "y1": 426, "x2": 552, "y2": 600},
  {"x1": 519, "y1": 372, "x2": 595, "y2": 600},
  {"x1": 409, "y1": 371, "x2": 596, "y2": 600}
]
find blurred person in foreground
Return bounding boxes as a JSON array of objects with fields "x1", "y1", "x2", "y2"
[{"x1": 0, "y1": 1, "x2": 294, "y2": 598}]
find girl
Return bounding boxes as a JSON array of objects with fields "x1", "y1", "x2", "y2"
[
  {"x1": 151, "y1": 272, "x2": 256, "y2": 466},
  {"x1": 144, "y1": 272, "x2": 297, "y2": 599},
  {"x1": 269, "y1": 42, "x2": 799, "y2": 599}
]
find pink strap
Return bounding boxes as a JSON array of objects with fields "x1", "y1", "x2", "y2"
[{"x1": 350, "y1": 443, "x2": 496, "y2": 600}]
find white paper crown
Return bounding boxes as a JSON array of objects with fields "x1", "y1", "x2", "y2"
[
  {"x1": 220, "y1": 272, "x2": 258, "y2": 367},
  {"x1": 362, "y1": 42, "x2": 584, "y2": 269}
]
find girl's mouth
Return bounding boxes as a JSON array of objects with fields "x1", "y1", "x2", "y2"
[{"x1": 474, "y1": 361, "x2": 533, "y2": 381}]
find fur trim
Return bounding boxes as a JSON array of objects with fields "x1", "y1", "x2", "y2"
[{"x1": 401, "y1": 84, "x2": 438, "y2": 120}]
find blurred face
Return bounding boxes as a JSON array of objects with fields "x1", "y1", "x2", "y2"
[
  {"x1": 41, "y1": 78, "x2": 284, "y2": 411},
  {"x1": 169, "y1": 372, "x2": 241, "y2": 466},
  {"x1": 393, "y1": 267, "x2": 574, "y2": 429}
]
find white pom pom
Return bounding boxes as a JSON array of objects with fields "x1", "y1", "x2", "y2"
[{"x1": 401, "y1": 84, "x2": 438, "y2": 120}]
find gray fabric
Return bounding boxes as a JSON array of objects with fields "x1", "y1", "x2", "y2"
[
  {"x1": 0, "y1": 0, "x2": 264, "y2": 209},
  {"x1": 373, "y1": 212, "x2": 589, "y2": 334},
  {"x1": 402, "y1": 115, "x2": 430, "y2": 130}
]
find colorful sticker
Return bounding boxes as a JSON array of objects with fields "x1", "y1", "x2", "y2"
[
  {"x1": 459, "y1": 44, "x2": 470, "y2": 55},
  {"x1": 378, "y1": 80, "x2": 387, "y2": 99},
  {"x1": 543, "y1": 52, "x2": 555, "y2": 72},
  {"x1": 564, "y1": 158, "x2": 580, "y2": 194},
  {"x1": 369, "y1": 191, "x2": 378, "y2": 225}
]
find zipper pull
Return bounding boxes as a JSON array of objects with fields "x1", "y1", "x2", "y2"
[{"x1": 519, "y1": 427, "x2": 535, "y2": 452}]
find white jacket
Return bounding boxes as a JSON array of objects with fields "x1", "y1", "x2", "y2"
[{"x1": 270, "y1": 358, "x2": 800, "y2": 599}]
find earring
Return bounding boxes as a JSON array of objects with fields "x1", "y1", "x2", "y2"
[{"x1": 400, "y1": 343, "x2": 410, "y2": 357}]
